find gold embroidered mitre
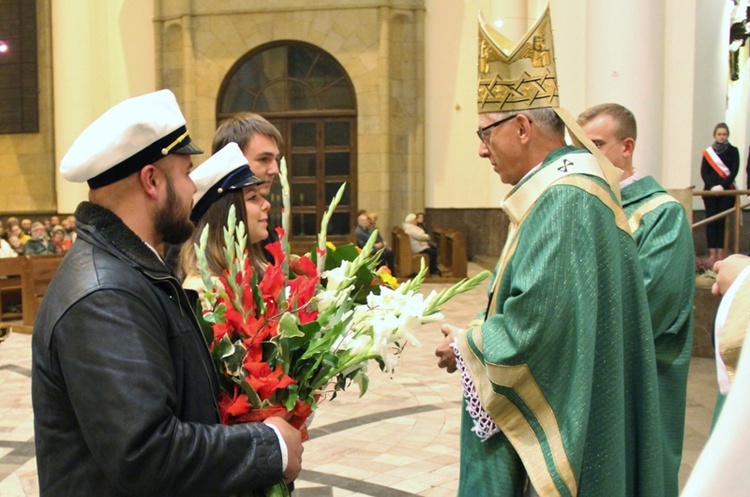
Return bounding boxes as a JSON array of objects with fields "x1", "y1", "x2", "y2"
[
  {"x1": 477, "y1": 6, "x2": 558, "y2": 113},
  {"x1": 477, "y1": 5, "x2": 625, "y2": 201}
]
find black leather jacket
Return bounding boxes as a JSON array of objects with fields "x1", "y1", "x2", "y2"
[{"x1": 32, "y1": 202, "x2": 283, "y2": 496}]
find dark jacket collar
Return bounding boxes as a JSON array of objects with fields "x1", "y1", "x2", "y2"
[{"x1": 74, "y1": 201, "x2": 169, "y2": 274}]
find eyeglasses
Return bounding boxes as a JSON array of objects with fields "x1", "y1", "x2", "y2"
[{"x1": 476, "y1": 114, "x2": 530, "y2": 144}]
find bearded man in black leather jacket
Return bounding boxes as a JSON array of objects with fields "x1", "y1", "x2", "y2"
[{"x1": 31, "y1": 90, "x2": 303, "y2": 496}]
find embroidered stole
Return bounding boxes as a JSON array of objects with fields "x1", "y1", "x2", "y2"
[
  {"x1": 486, "y1": 153, "x2": 625, "y2": 316},
  {"x1": 628, "y1": 194, "x2": 679, "y2": 234}
]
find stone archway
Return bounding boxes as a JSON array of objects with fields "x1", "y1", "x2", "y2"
[{"x1": 217, "y1": 41, "x2": 358, "y2": 251}]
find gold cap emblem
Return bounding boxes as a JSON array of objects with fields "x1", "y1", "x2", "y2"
[{"x1": 478, "y1": 6, "x2": 558, "y2": 113}]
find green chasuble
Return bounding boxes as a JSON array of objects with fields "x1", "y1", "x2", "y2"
[
  {"x1": 621, "y1": 176, "x2": 695, "y2": 497},
  {"x1": 457, "y1": 147, "x2": 664, "y2": 496}
]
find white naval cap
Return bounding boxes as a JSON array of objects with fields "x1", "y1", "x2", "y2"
[
  {"x1": 189, "y1": 142, "x2": 266, "y2": 223},
  {"x1": 60, "y1": 89, "x2": 203, "y2": 189}
]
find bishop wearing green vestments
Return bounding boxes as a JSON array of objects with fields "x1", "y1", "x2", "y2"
[{"x1": 435, "y1": 9, "x2": 665, "y2": 496}]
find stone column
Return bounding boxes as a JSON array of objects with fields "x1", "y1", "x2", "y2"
[
  {"x1": 52, "y1": 0, "x2": 155, "y2": 213},
  {"x1": 585, "y1": 0, "x2": 666, "y2": 181}
]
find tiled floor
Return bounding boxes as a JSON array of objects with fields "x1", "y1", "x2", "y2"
[{"x1": 0, "y1": 262, "x2": 718, "y2": 496}]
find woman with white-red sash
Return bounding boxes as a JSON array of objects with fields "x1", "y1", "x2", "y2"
[{"x1": 701, "y1": 122, "x2": 739, "y2": 261}]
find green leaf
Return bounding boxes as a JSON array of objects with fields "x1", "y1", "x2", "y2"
[
  {"x1": 213, "y1": 335, "x2": 234, "y2": 360},
  {"x1": 286, "y1": 320, "x2": 321, "y2": 358},
  {"x1": 327, "y1": 244, "x2": 359, "y2": 268},
  {"x1": 237, "y1": 378, "x2": 262, "y2": 409},
  {"x1": 353, "y1": 369, "x2": 369, "y2": 397},
  {"x1": 283, "y1": 386, "x2": 300, "y2": 411},
  {"x1": 320, "y1": 351, "x2": 339, "y2": 368},
  {"x1": 219, "y1": 339, "x2": 247, "y2": 378},
  {"x1": 263, "y1": 481, "x2": 292, "y2": 497},
  {"x1": 193, "y1": 302, "x2": 214, "y2": 345},
  {"x1": 278, "y1": 313, "x2": 305, "y2": 339},
  {"x1": 272, "y1": 314, "x2": 301, "y2": 375},
  {"x1": 203, "y1": 303, "x2": 227, "y2": 326}
]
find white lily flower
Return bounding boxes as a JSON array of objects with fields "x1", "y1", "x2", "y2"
[
  {"x1": 333, "y1": 333, "x2": 372, "y2": 356},
  {"x1": 324, "y1": 261, "x2": 352, "y2": 292},
  {"x1": 350, "y1": 304, "x2": 372, "y2": 327}
]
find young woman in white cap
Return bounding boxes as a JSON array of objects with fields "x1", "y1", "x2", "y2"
[{"x1": 180, "y1": 142, "x2": 271, "y2": 290}]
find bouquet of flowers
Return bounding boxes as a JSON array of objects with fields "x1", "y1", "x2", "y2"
[{"x1": 193, "y1": 165, "x2": 490, "y2": 497}]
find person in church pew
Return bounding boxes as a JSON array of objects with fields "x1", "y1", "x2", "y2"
[
  {"x1": 24, "y1": 222, "x2": 57, "y2": 256},
  {"x1": 8, "y1": 225, "x2": 29, "y2": 250},
  {"x1": 50, "y1": 225, "x2": 72, "y2": 252},
  {"x1": 402, "y1": 213, "x2": 440, "y2": 275},
  {"x1": 0, "y1": 225, "x2": 16, "y2": 258},
  {"x1": 354, "y1": 211, "x2": 395, "y2": 274},
  {"x1": 20, "y1": 218, "x2": 32, "y2": 236}
]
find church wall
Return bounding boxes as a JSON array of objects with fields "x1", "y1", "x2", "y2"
[
  {"x1": 425, "y1": 0, "x2": 729, "y2": 211},
  {"x1": 424, "y1": 0, "x2": 745, "y2": 258},
  {"x1": 51, "y1": 0, "x2": 156, "y2": 213},
  {"x1": 154, "y1": 1, "x2": 425, "y2": 238},
  {"x1": 0, "y1": 0, "x2": 54, "y2": 213},
  {"x1": 5, "y1": 0, "x2": 745, "y2": 261}
]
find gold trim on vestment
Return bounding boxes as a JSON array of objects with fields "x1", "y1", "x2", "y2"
[
  {"x1": 552, "y1": 176, "x2": 632, "y2": 238},
  {"x1": 627, "y1": 194, "x2": 679, "y2": 234},
  {"x1": 488, "y1": 153, "x2": 625, "y2": 334},
  {"x1": 720, "y1": 278, "x2": 750, "y2": 383},
  {"x1": 501, "y1": 152, "x2": 605, "y2": 224},
  {"x1": 486, "y1": 226, "x2": 518, "y2": 316},
  {"x1": 459, "y1": 330, "x2": 576, "y2": 497},
  {"x1": 553, "y1": 107, "x2": 623, "y2": 201}
]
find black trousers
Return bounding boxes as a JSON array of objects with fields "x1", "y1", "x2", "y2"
[
  {"x1": 378, "y1": 247, "x2": 395, "y2": 274},
  {"x1": 419, "y1": 246, "x2": 439, "y2": 274},
  {"x1": 703, "y1": 195, "x2": 734, "y2": 249}
]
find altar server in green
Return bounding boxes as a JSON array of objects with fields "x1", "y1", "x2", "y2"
[
  {"x1": 579, "y1": 103, "x2": 694, "y2": 496},
  {"x1": 435, "y1": 8, "x2": 664, "y2": 496}
]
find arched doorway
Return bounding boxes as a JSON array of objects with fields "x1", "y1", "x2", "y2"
[{"x1": 217, "y1": 41, "x2": 357, "y2": 253}]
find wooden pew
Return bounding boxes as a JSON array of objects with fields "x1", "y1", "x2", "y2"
[
  {"x1": 21, "y1": 253, "x2": 65, "y2": 330},
  {"x1": 0, "y1": 257, "x2": 25, "y2": 322},
  {"x1": 392, "y1": 226, "x2": 429, "y2": 277},
  {"x1": 432, "y1": 227, "x2": 448, "y2": 266},
  {"x1": 444, "y1": 230, "x2": 467, "y2": 278}
]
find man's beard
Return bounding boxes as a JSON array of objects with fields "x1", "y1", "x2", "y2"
[{"x1": 155, "y1": 175, "x2": 194, "y2": 245}]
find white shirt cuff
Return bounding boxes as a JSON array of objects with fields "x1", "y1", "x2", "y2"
[{"x1": 264, "y1": 423, "x2": 288, "y2": 471}]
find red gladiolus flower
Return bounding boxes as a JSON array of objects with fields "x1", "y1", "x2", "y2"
[
  {"x1": 243, "y1": 343, "x2": 262, "y2": 363},
  {"x1": 244, "y1": 361, "x2": 296, "y2": 400},
  {"x1": 211, "y1": 311, "x2": 238, "y2": 341},
  {"x1": 219, "y1": 273, "x2": 235, "y2": 302},
  {"x1": 264, "y1": 241, "x2": 286, "y2": 268},
  {"x1": 289, "y1": 275, "x2": 319, "y2": 324},
  {"x1": 290, "y1": 255, "x2": 317, "y2": 278},
  {"x1": 218, "y1": 386, "x2": 252, "y2": 424},
  {"x1": 261, "y1": 263, "x2": 284, "y2": 294}
]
